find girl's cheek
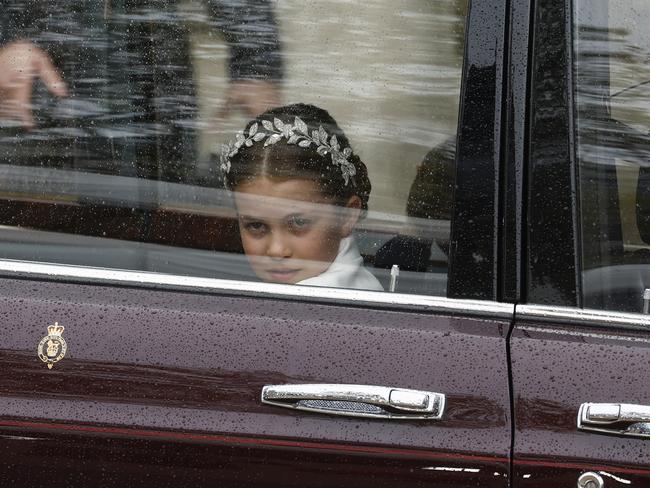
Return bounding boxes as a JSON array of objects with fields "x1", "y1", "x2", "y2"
[
  {"x1": 290, "y1": 226, "x2": 312, "y2": 237},
  {"x1": 241, "y1": 233, "x2": 264, "y2": 251}
]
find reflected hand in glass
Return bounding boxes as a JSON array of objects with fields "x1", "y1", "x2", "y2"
[{"x1": 0, "y1": 41, "x2": 68, "y2": 129}]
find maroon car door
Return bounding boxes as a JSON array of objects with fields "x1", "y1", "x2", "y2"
[
  {"x1": 0, "y1": 0, "x2": 513, "y2": 485},
  {"x1": 512, "y1": 307, "x2": 650, "y2": 487},
  {"x1": 0, "y1": 271, "x2": 512, "y2": 487}
]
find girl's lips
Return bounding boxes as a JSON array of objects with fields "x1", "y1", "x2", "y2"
[{"x1": 266, "y1": 269, "x2": 301, "y2": 282}]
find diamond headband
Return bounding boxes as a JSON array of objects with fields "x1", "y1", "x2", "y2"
[{"x1": 220, "y1": 116, "x2": 357, "y2": 186}]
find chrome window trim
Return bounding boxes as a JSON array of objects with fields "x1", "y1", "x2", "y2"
[
  {"x1": 0, "y1": 258, "x2": 514, "y2": 319},
  {"x1": 517, "y1": 304, "x2": 650, "y2": 330}
]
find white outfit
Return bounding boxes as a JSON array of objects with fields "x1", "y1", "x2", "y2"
[{"x1": 297, "y1": 236, "x2": 384, "y2": 291}]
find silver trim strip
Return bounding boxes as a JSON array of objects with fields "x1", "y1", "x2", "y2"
[
  {"x1": 517, "y1": 304, "x2": 650, "y2": 329},
  {"x1": 0, "y1": 258, "x2": 514, "y2": 318}
]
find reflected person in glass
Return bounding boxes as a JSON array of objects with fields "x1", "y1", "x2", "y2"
[
  {"x1": 222, "y1": 103, "x2": 383, "y2": 291},
  {"x1": 0, "y1": 0, "x2": 283, "y2": 183}
]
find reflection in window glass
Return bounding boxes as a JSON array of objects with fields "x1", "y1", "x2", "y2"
[
  {"x1": 0, "y1": 0, "x2": 466, "y2": 296},
  {"x1": 574, "y1": 0, "x2": 650, "y2": 312}
]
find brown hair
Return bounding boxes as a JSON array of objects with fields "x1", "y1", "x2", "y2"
[{"x1": 224, "y1": 103, "x2": 371, "y2": 211}]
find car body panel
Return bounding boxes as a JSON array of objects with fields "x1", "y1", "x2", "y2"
[
  {"x1": 511, "y1": 312, "x2": 650, "y2": 486},
  {"x1": 0, "y1": 278, "x2": 511, "y2": 486}
]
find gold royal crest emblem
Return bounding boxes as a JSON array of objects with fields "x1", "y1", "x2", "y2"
[{"x1": 37, "y1": 322, "x2": 67, "y2": 369}]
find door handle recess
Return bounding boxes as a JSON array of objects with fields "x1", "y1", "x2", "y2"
[
  {"x1": 261, "y1": 384, "x2": 445, "y2": 420},
  {"x1": 578, "y1": 403, "x2": 650, "y2": 438}
]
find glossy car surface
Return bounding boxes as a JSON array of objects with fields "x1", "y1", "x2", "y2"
[{"x1": 0, "y1": 0, "x2": 648, "y2": 486}]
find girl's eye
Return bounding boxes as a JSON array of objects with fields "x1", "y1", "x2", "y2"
[
  {"x1": 243, "y1": 221, "x2": 268, "y2": 234},
  {"x1": 289, "y1": 216, "x2": 311, "y2": 230}
]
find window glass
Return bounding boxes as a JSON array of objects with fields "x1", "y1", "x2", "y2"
[
  {"x1": 0, "y1": 0, "x2": 466, "y2": 296},
  {"x1": 574, "y1": 0, "x2": 650, "y2": 312}
]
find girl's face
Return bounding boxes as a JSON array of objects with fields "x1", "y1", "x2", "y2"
[{"x1": 234, "y1": 177, "x2": 361, "y2": 284}]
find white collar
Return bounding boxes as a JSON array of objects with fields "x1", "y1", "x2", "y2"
[{"x1": 297, "y1": 236, "x2": 384, "y2": 291}]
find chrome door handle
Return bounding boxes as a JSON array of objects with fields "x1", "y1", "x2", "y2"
[
  {"x1": 261, "y1": 384, "x2": 445, "y2": 420},
  {"x1": 578, "y1": 403, "x2": 650, "y2": 438}
]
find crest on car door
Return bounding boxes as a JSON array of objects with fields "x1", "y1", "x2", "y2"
[{"x1": 37, "y1": 322, "x2": 67, "y2": 369}]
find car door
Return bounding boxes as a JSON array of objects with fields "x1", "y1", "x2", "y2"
[
  {"x1": 0, "y1": 0, "x2": 513, "y2": 486},
  {"x1": 0, "y1": 274, "x2": 512, "y2": 487},
  {"x1": 511, "y1": 0, "x2": 650, "y2": 485}
]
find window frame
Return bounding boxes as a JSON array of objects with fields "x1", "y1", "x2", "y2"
[
  {"x1": 448, "y1": 0, "x2": 508, "y2": 301},
  {"x1": 525, "y1": 0, "x2": 582, "y2": 307}
]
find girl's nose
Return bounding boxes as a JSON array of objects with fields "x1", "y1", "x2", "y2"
[{"x1": 267, "y1": 233, "x2": 292, "y2": 259}]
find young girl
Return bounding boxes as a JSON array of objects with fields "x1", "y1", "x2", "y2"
[{"x1": 220, "y1": 103, "x2": 383, "y2": 291}]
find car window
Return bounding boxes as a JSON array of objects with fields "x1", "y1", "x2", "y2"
[
  {"x1": 574, "y1": 0, "x2": 650, "y2": 313},
  {"x1": 0, "y1": 0, "x2": 467, "y2": 297}
]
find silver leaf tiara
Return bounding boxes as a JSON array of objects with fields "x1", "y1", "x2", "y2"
[{"x1": 220, "y1": 116, "x2": 357, "y2": 186}]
